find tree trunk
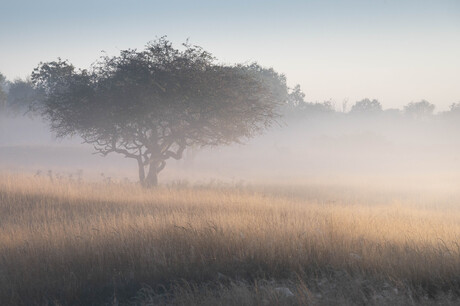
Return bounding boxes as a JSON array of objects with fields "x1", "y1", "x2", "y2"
[
  {"x1": 144, "y1": 162, "x2": 159, "y2": 188},
  {"x1": 138, "y1": 159, "x2": 146, "y2": 186}
]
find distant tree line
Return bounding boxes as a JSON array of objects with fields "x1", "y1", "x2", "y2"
[
  {"x1": 0, "y1": 72, "x2": 41, "y2": 116},
  {"x1": 283, "y1": 84, "x2": 460, "y2": 121},
  {"x1": 1, "y1": 71, "x2": 459, "y2": 121}
]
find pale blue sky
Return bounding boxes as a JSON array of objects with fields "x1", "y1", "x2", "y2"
[{"x1": 1, "y1": 0, "x2": 459, "y2": 110}]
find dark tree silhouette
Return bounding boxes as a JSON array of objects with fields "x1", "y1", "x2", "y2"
[{"x1": 32, "y1": 38, "x2": 288, "y2": 187}]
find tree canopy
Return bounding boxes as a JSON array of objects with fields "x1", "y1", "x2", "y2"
[
  {"x1": 350, "y1": 98, "x2": 382, "y2": 114},
  {"x1": 0, "y1": 73, "x2": 7, "y2": 111},
  {"x1": 32, "y1": 38, "x2": 288, "y2": 186},
  {"x1": 403, "y1": 100, "x2": 435, "y2": 119}
]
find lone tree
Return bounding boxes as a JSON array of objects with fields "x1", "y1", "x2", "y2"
[{"x1": 32, "y1": 38, "x2": 288, "y2": 187}]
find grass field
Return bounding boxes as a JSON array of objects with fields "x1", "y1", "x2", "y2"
[{"x1": 1, "y1": 174, "x2": 460, "y2": 305}]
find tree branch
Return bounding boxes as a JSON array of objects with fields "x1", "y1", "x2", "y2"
[
  {"x1": 157, "y1": 160, "x2": 166, "y2": 172},
  {"x1": 162, "y1": 141, "x2": 186, "y2": 160}
]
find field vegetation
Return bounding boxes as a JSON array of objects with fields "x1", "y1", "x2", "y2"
[{"x1": 1, "y1": 174, "x2": 460, "y2": 305}]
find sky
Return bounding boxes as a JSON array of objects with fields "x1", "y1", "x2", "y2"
[{"x1": 0, "y1": 0, "x2": 459, "y2": 111}]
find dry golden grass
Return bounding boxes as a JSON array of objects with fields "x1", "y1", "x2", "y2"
[{"x1": 1, "y1": 174, "x2": 460, "y2": 305}]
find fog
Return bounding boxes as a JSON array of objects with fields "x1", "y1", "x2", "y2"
[{"x1": 2, "y1": 107, "x2": 460, "y2": 191}]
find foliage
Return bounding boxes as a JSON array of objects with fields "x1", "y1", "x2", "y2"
[
  {"x1": 283, "y1": 84, "x2": 335, "y2": 119},
  {"x1": 6, "y1": 79, "x2": 41, "y2": 115},
  {"x1": 286, "y1": 84, "x2": 305, "y2": 107},
  {"x1": 448, "y1": 102, "x2": 460, "y2": 115},
  {"x1": 0, "y1": 72, "x2": 7, "y2": 111},
  {"x1": 403, "y1": 100, "x2": 435, "y2": 119},
  {"x1": 32, "y1": 38, "x2": 288, "y2": 186},
  {"x1": 349, "y1": 98, "x2": 382, "y2": 114}
]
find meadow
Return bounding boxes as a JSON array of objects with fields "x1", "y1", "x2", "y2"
[{"x1": 1, "y1": 174, "x2": 460, "y2": 305}]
